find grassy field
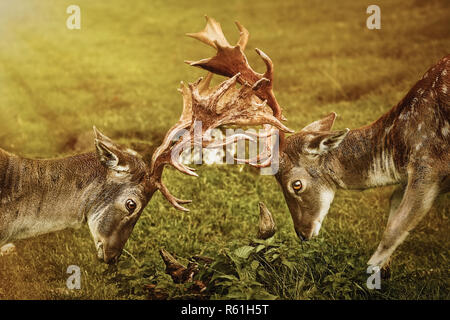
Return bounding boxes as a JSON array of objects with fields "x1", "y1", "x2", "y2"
[{"x1": 0, "y1": 0, "x2": 449, "y2": 299}]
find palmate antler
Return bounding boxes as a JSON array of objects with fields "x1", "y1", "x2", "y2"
[
  {"x1": 186, "y1": 16, "x2": 291, "y2": 167},
  {"x1": 149, "y1": 71, "x2": 292, "y2": 211}
]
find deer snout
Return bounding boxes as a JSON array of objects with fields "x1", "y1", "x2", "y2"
[
  {"x1": 104, "y1": 252, "x2": 121, "y2": 265},
  {"x1": 96, "y1": 242, "x2": 122, "y2": 264},
  {"x1": 296, "y1": 229, "x2": 309, "y2": 241}
]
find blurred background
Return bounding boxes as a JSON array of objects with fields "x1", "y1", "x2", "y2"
[{"x1": 0, "y1": 0, "x2": 448, "y2": 299}]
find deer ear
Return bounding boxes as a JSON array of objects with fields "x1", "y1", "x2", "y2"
[
  {"x1": 93, "y1": 126, "x2": 114, "y2": 143},
  {"x1": 301, "y1": 112, "x2": 337, "y2": 132},
  {"x1": 95, "y1": 139, "x2": 119, "y2": 168},
  {"x1": 305, "y1": 128, "x2": 349, "y2": 155},
  {"x1": 93, "y1": 127, "x2": 130, "y2": 173}
]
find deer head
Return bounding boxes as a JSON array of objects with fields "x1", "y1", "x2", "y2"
[
  {"x1": 275, "y1": 113, "x2": 349, "y2": 240},
  {"x1": 88, "y1": 127, "x2": 154, "y2": 264}
]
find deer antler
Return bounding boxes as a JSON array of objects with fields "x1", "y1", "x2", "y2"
[
  {"x1": 150, "y1": 70, "x2": 292, "y2": 211},
  {"x1": 185, "y1": 17, "x2": 275, "y2": 112},
  {"x1": 186, "y1": 16, "x2": 291, "y2": 167}
]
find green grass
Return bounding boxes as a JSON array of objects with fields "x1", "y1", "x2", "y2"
[{"x1": 0, "y1": 0, "x2": 449, "y2": 299}]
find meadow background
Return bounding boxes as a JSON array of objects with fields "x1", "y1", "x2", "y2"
[{"x1": 0, "y1": 0, "x2": 448, "y2": 299}]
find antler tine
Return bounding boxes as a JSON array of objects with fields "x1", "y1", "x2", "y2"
[
  {"x1": 245, "y1": 100, "x2": 292, "y2": 133},
  {"x1": 150, "y1": 122, "x2": 190, "y2": 174},
  {"x1": 191, "y1": 73, "x2": 241, "y2": 111},
  {"x1": 186, "y1": 16, "x2": 231, "y2": 49},
  {"x1": 170, "y1": 136, "x2": 199, "y2": 177},
  {"x1": 156, "y1": 180, "x2": 191, "y2": 212},
  {"x1": 186, "y1": 16, "x2": 250, "y2": 51},
  {"x1": 211, "y1": 73, "x2": 240, "y2": 105},
  {"x1": 255, "y1": 48, "x2": 274, "y2": 82},
  {"x1": 178, "y1": 81, "x2": 194, "y2": 121},
  {"x1": 150, "y1": 81, "x2": 194, "y2": 174},
  {"x1": 235, "y1": 21, "x2": 249, "y2": 50},
  {"x1": 149, "y1": 144, "x2": 197, "y2": 213},
  {"x1": 197, "y1": 72, "x2": 214, "y2": 94},
  {"x1": 149, "y1": 157, "x2": 193, "y2": 212}
]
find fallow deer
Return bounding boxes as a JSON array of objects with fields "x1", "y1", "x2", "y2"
[
  {"x1": 0, "y1": 45, "x2": 291, "y2": 264},
  {"x1": 186, "y1": 16, "x2": 449, "y2": 272},
  {"x1": 0, "y1": 128, "x2": 157, "y2": 264}
]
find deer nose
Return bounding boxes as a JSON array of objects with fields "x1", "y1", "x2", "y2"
[
  {"x1": 296, "y1": 230, "x2": 308, "y2": 241},
  {"x1": 105, "y1": 255, "x2": 118, "y2": 265},
  {"x1": 104, "y1": 251, "x2": 122, "y2": 265}
]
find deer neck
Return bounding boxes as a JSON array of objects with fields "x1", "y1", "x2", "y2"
[
  {"x1": 325, "y1": 113, "x2": 404, "y2": 190},
  {"x1": 0, "y1": 151, "x2": 106, "y2": 243}
]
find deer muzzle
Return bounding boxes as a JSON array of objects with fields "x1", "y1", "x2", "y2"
[{"x1": 96, "y1": 242, "x2": 120, "y2": 264}]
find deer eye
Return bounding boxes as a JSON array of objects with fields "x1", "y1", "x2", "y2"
[
  {"x1": 292, "y1": 180, "x2": 303, "y2": 193},
  {"x1": 125, "y1": 199, "x2": 137, "y2": 213}
]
